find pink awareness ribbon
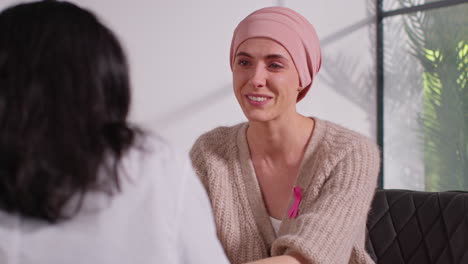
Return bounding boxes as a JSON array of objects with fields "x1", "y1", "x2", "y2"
[{"x1": 287, "y1": 186, "x2": 302, "y2": 219}]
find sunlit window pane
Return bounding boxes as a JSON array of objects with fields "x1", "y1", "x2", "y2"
[{"x1": 383, "y1": 3, "x2": 468, "y2": 191}]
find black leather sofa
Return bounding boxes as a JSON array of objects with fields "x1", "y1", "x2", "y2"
[{"x1": 366, "y1": 189, "x2": 468, "y2": 264}]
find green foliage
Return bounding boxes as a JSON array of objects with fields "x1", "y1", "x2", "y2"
[{"x1": 401, "y1": 1, "x2": 468, "y2": 190}]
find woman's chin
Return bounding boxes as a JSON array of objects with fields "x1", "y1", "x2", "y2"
[{"x1": 244, "y1": 112, "x2": 275, "y2": 123}]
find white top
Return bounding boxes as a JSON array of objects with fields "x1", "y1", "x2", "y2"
[
  {"x1": 0, "y1": 136, "x2": 229, "y2": 264},
  {"x1": 269, "y1": 217, "x2": 282, "y2": 235}
]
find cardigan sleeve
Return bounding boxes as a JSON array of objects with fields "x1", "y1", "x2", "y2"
[
  {"x1": 189, "y1": 138, "x2": 209, "y2": 191},
  {"x1": 271, "y1": 140, "x2": 380, "y2": 264},
  {"x1": 189, "y1": 126, "x2": 236, "y2": 197}
]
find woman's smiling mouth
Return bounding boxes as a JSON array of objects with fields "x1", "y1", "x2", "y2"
[{"x1": 245, "y1": 94, "x2": 272, "y2": 106}]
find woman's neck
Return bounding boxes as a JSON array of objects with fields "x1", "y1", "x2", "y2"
[{"x1": 246, "y1": 114, "x2": 314, "y2": 164}]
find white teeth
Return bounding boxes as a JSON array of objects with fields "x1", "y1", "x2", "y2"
[{"x1": 248, "y1": 95, "x2": 268, "y2": 102}]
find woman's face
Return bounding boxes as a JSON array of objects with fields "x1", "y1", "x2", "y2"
[{"x1": 232, "y1": 38, "x2": 301, "y2": 123}]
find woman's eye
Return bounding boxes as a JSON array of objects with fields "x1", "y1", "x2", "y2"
[
  {"x1": 269, "y1": 63, "x2": 283, "y2": 69},
  {"x1": 238, "y1": 60, "x2": 250, "y2": 66}
]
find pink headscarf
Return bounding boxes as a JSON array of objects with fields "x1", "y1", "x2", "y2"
[{"x1": 230, "y1": 6, "x2": 322, "y2": 102}]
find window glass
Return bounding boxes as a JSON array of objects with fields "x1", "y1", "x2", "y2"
[{"x1": 383, "y1": 3, "x2": 468, "y2": 191}]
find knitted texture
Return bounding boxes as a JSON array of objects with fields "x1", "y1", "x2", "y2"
[{"x1": 190, "y1": 118, "x2": 380, "y2": 264}]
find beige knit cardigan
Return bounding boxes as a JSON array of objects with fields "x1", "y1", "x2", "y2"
[{"x1": 190, "y1": 118, "x2": 380, "y2": 264}]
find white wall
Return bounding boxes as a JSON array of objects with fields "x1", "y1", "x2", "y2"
[{"x1": 0, "y1": 0, "x2": 378, "y2": 154}]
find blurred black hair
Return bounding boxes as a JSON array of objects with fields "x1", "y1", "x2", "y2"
[{"x1": 0, "y1": 0, "x2": 140, "y2": 222}]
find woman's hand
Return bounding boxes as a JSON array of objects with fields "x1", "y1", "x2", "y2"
[{"x1": 244, "y1": 253, "x2": 307, "y2": 264}]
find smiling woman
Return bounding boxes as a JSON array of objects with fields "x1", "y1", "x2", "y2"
[
  {"x1": 190, "y1": 6, "x2": 381, "y2": 264},
  {"x1": 232, "y1": 38, "x2": 301, "y2": 123}
]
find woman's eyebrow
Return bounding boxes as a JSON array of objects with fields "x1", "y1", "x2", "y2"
[
  {"x1": 236, "y1": 52, "x2": 252, "y2": 58},
  {"x1": 236, "y1": 52, "x2": 287, "y2": 60},
  {"x1": 266, "y1": 54, "x2": 286, "y2": 60}
]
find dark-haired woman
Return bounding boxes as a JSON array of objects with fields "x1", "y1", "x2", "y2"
[
  {"x1": 0, "y1": 1, "x2": 228, "y2": 263},
  {"x1": 190, "y1": 6, "x2": 380, "y2": 264}
]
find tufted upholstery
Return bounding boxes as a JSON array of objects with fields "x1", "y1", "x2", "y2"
[{"x1": 366, "y1": 189, "x2": 468, "y2": 264}]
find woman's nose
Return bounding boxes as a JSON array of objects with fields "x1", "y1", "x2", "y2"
[{"x1": 249, "y1": 65, "x2": 266, "y2": 88}]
